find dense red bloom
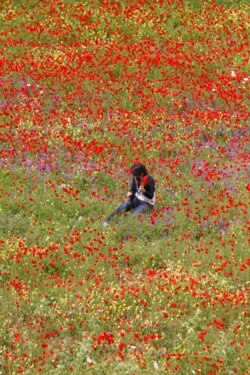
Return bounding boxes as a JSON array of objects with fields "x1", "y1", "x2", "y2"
[
  {"x1": 197, "y1": 330, "x2": 208, "y2": 341},
  {"x1": 94, "y1": 332, "x2": 115, "y2": 345},
  {"x1": 0, "y1": 1, "x2": 249, "y2": 373}
]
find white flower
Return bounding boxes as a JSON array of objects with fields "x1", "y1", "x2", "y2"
[
  {"x1": 86, "y1": 357, "x2": 93, "y2": 364},
  {"x1": 231, "y1": 70, "x2": 236, "y2": 77},
  {"x1": 154, "y1": 361, "x2": 159, "y2": 369}
]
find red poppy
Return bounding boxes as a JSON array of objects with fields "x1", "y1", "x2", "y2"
[
  {"x1": 140, "y1": 175, "x2": 149, "y2": 187},
  {"x1": 197, "y1": 330, "x2": 208, "y2": 341}
]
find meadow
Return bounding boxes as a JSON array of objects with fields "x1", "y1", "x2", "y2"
[{"x1": 0, "y1": 0, "x2": 249, "y2": 374}]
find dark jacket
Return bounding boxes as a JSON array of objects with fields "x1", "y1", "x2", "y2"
[{"x1": 130, "y1": 175, "x2": 155, "y2": 204}]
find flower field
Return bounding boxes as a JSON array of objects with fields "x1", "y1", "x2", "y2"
[{"x1": 0, "y1": 0, "x2": 249, "y2": 374}]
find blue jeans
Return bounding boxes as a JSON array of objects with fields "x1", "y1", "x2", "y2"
[{"x1": 106, "y1": 197, "x2": 152, "y2": 223}]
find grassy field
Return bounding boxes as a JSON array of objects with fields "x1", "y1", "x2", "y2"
[{"x1": 0, "y1": 0, "x2": 249, "y2": 374}]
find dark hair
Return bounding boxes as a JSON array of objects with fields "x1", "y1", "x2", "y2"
[{"x1": 131, "y1": 163, "x2": 148, "y2": 177}]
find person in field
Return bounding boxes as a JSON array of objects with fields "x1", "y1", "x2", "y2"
[{"x1": 103, "y1": 163, "x2": 155, "y2": 226}]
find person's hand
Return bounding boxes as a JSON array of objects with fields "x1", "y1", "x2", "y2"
[
  {"x1": 127, "y1": 192, "x2": 133, "y2": 198},
  {"x1": 138, "y1": 186, "x2": 145, "y2": 193}
]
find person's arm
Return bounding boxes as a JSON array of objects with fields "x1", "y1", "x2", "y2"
[{"x1": 127, "y1": 178, "x2": 137, "y2": 199}]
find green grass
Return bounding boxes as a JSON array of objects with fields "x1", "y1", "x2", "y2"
[{"x1": 0, "y1": 167, "x2": 249, "y2": 374}]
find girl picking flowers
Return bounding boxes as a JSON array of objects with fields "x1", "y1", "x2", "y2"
[{"x1": 104, "y1": 163, "x2": 155, "y2": 226}]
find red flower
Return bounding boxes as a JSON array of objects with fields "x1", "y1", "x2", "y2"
[
  {"x1": 197, "y1": 330, "x2": 208, "y2": 341},
  {"x1": 140, "y1": 175, "x2": 149, "y2": 187},
  {"x1": 94, "y1": 332, "x2": 114, "y2": 345}
]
